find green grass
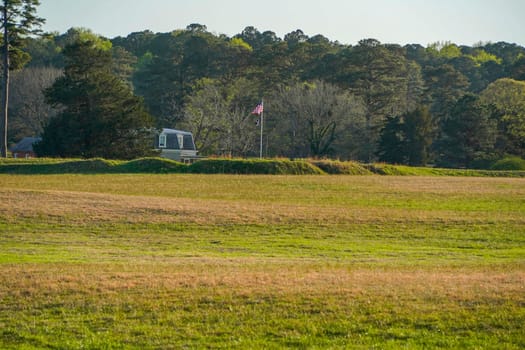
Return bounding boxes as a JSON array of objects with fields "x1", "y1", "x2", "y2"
[
  {"x1": 365, "y1": 162, "x2": 525, "y2": 177},
  {"x1": 0, "y1": 174, "x2": 524, "y2": 348},
  {"x1": 2, "y1": 157, "x2": 525, "y2": 177},
  {"x1": 0, "y1": 157, "x2": 324, "y2": 175},
  {"x1": 308, "y1": 159, "x2": 373, "y2": 175}
]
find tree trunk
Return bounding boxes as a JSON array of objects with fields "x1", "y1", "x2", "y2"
[{"x1": 1, "y1": 2, "x2": 8, "y2": 158}]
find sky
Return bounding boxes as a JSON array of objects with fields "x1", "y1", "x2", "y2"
[{"x1": 38, "y1": 0, "x2": 525, "y2": 47}]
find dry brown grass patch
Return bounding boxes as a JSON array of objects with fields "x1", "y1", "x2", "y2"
[
  {"x1": 1, "y1": 188, "x2": 522, "y2": 225},
  {"x1": 1, "y1": 262, "x2": 523, "y2": 302}
]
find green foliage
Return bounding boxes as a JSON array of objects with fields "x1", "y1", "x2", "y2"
[
  {"x1": 467, "y1": 49, "x2": 503, "y2": 66},
  {"x1": 309, "y1": 159, "x2": 372, "y2": 175},
  {"x1": 2, "y1": 157, "x2": 524, "y2": 177},
  {"x1": 115, "y1": 157, "x2": 186, "y2": 173},
  {"x1": 56, "y1": 158, "x2": 119, "y2": 173},
  {"x1": 330, "y1": 39, "x2": 410, "y2": 161},
  {"x1": 436, "y1": 94, "x2": 497, "y2": 168},
  {"x1": 469, "y1": 156, "x2": 500, "y2": 170},
  {"x1": 0, "y1": 157, "x2": 185, "y2": 174},
  {"x1": 511, "y1": 54, "x2": 525, "y2": 80},
  {"x1": 0, "y1": 157, "x2": 330, "y2": 176},
  {"x1": 491, "y1": 156, "x2": 525, "y2": 170},
  {"x1": 376, "y1": 115, "x2": 406, "y2": 164},
  {"x1": 427, "y1": 42, "x2": 462, "y2": 59},
  {"x1": 365, "y1": 163, "x2": 525, "y2": 177},
  {"x1": 377, "y1": 107, "x2": 434, "y2": 166},
  {"x1": 229, "y1": 37, "x2": 252, "y2": 52},
  {"x1": 188, "y1": 158, "x2": 324, "y2": 175},
  {"x1": 480, "y1": 78, "x2": 525, "y2": 157},
  {"x1": 24, "y1": 35, "x2": 63, "y2": 67},
  {"x1": 423, "y1": 64, "x2": 469, "y2": 122},
  {"x1": 0, "y1": 158, "x2": 117, "y2": 174},
  {"x1": 74, "y1": 27, "x2": 112, "y2": 50},
  {"x1": 36, "y1": 38, "x2": 156, "y2": 159},
  {"x1": 0, "y1": 0, "x2": 45, "y2": 63},
  {"x1": 132, "y1": 26, "x2": 256, "y2": 123},
  {"x1": 1, "y1": 0, "x2": 45, "y2": 157},
  {"x1": 10, "y1": 25, "x2": 525, "y2": 164}
]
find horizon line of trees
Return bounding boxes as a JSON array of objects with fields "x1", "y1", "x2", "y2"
[{"x1": 5, "y1": 24, "x2": 525, "y2": 167}]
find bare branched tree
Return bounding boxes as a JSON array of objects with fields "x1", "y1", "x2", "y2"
[
  {"x1": 271, "y1": 80, "x2": 365, "y2": 158},
  {"x1": 9, "y1": 66, "x2": 61, "y2": 140}
]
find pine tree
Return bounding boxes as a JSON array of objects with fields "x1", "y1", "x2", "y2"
[
  {"x1": 376, "y1": 115, "x2": 406, "y2": 164},
  {"x1": 404, "y1": 107, "x2": 434, "y2": 166},
  {"x1": 435, "y1": 94, "x2": 496, "y2": 168},
  {"x1": 1, "y1": 0, "x2": 44, "y2": 157},
  {"x1": 377, "y1": 107, "x2": 434, "y2": 166},
  {"x1": 336, "y1": 39, "x2": 409, "y2": 161},
  {"x1": 35, "y1": 38, "x2": 156, "y2": 159}
]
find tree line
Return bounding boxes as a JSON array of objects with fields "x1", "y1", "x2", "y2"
[{"x1": 5, "y1": 23, "x2": 525, "y2": 166}]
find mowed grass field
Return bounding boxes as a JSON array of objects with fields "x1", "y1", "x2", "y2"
[{"x1": 0, "y1": 174, "x2": 524, "y2": 349}]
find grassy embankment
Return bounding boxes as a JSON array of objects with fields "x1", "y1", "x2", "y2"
[
  {"x1": 1, "y1": 156, "x2": 525, "y2": 176},
  {"x1": 0, "y1": 173, "x2": 524, "y2": 349}
]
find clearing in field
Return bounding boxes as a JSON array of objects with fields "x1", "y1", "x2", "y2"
[{"x1": 0, "y1": 174, "x2": 524, "y2": 349}]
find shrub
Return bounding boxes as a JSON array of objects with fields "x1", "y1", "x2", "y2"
[
  {"x1": 58, "y1": 158, "x2": 118, "y2": 173},
  {"x1": 0, "y1": 158, "x2": 117, "y2": 174},
  {"x1": 115, "y1": 157, "x2": 187, "y2": 173},
  {"x1": 188, "y1": 159, "x2": 324, "y2": 175},
  {"x1": 491, "y1": 157, "x2": 525, "y2": 171},
  {"x1": 309, "y1": 160, "x2": 372, "y2": 175},
  {"x1": 1, "y1": 157, "x2": 523, "y2": 177}
]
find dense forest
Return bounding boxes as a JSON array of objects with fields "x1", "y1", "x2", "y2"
[{"x1": 8, "y1": 25, "x2": 525, "y2": 167}]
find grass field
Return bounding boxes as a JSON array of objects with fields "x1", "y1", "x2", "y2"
[{"x1": 0, "y1": 174, "x2": 524, "y2": 349}]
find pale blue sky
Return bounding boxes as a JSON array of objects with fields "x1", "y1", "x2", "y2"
[{"x1": 39, "y1": 0, "x2": 524, "y2": 46}]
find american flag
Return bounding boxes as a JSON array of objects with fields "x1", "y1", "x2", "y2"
[{"x1": 251, "y1": 102, "x2": 264, "y2": 115}]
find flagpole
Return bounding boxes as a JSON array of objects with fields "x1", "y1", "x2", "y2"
[{"x1": 259, "y1": 99, "x2": 264, "y2": 159}]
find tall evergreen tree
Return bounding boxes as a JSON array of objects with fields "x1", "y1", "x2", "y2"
[
  {"x1": 403, "y1": 106, "x2": 434, "y2": 165},
  {"x1": 376, "y1": 115, "x2": 406, "y2": 164},
  {"x1": 1, "y1": 0, "x2": 44, "y2": 157},
  {"x1": 435, "y1": 94, "x2": 496, "y2": 168},
  {"x1": 423, "y1": 63, "x2": 469, "y2": 124},
  {"x1": 35, "y1": 38, "x2": 155, "y2": 159},
  {"x1": 377, "y1": 107, "x2": 433, "y2": 166},
  {"x1": 334, "y1": 39, "x2": 409, "y2": 161}
]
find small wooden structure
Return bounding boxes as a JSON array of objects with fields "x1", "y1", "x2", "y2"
[{"x1": 10, "y1": 137, "x2": 41, "y2": 158}]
